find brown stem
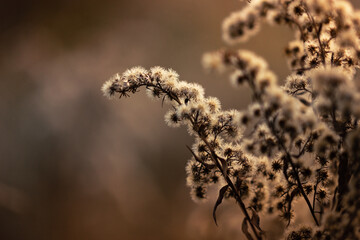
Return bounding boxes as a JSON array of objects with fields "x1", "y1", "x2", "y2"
[
  {"x1": 247, "y1": 79, "x2": 320, "y2": 226},
  {"x1": 329, "y1": 105, "x2": 351, "y2": 212},
  {"x1": 312, "y1": 180, "x2": 319, "y2": 216},
  {"x1": 336, "y1": 152, "x2": 350, "y2": 211},
  {"x1": 200, "y1": 136, "x2": 262, "y2": 240},
  {"x1": 292, "y1": 134, "x2": 313, "y2": 158},
  {"x1": 269, "y1": 121, "x2": 320, "y2": 226},
  {"x1": 303, "y1": 4, "x2": 327, "y2": 66}
]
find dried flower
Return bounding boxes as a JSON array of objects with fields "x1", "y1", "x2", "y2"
[{"x1": 103, "y1": 1, "x2": 360, "y2": 239}]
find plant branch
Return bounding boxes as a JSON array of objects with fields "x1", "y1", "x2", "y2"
[{"x1": 200, "y1": 136, "x2": 262, "y2": 240}]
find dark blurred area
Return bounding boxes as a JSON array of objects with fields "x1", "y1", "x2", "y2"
[{"x1": 1, "y1": 1, "x2": 359, "y2": 240}]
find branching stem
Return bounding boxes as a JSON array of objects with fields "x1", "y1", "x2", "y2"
[{"x1": 200, "y1": 136, "x2": 262, "y2": 240}]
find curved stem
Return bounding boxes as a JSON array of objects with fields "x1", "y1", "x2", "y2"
[
  {"x1": 247, "y1": 80, "x2": 320, "y2": 226},
  {"x1": 303, "y1": 3, "x2": 327, "y2": 66},
  {"x1": 200, "y1": 136, "x2": 262, "y2": 240},
  {"x1": 265, "y1": 114, "x2": 319, "y2": 226}
]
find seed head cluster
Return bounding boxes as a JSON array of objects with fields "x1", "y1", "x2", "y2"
[{"x1": 102, "y1": 0, "x2": 360, "y2": 239}]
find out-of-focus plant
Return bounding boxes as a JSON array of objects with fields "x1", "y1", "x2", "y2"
[{"x1": 102, "y1": 0, "x2": 360, "y2": 239}]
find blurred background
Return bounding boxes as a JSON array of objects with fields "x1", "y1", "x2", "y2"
[{"x1": 1, "y1": 0, "x2": 359, "y2": 239}]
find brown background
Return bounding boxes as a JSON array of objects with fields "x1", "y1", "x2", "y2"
[{"x1": 1, "y1": 0, "x2": 359, "y2": 239}]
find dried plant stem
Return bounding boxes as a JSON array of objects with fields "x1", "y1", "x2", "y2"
[
  {"x1": 200, "y1": 136, "x2": 262, "y2": 240},
  {"x1": 312, "y1": 180, "x2": 319, "y2": 215},
  {"x1": 282, "y1": 141, "x2": 320, "y2": 226},
  {"x1": 248, "y1": 80, "x2": 320, "y2": 226},
  {"x1": 187, "y1": 113, "x2": 261, "y2": 239},
  {"x1": 267, "y1": 118, "x2": 320, "y2": 226},
  {"x1": 303, "y1": 3, "x2": 327, "y2": 66}
]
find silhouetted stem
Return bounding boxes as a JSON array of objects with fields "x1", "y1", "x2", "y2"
[
  {"x1": 303, "y1": 3, "x2": 327, "y2": 66},
  {"x1": 200, "y1": 136, "x2": 262, "y2": 240},
  {"x1": 247, "y1": 80, "x2": 320, "y2": 226}
]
